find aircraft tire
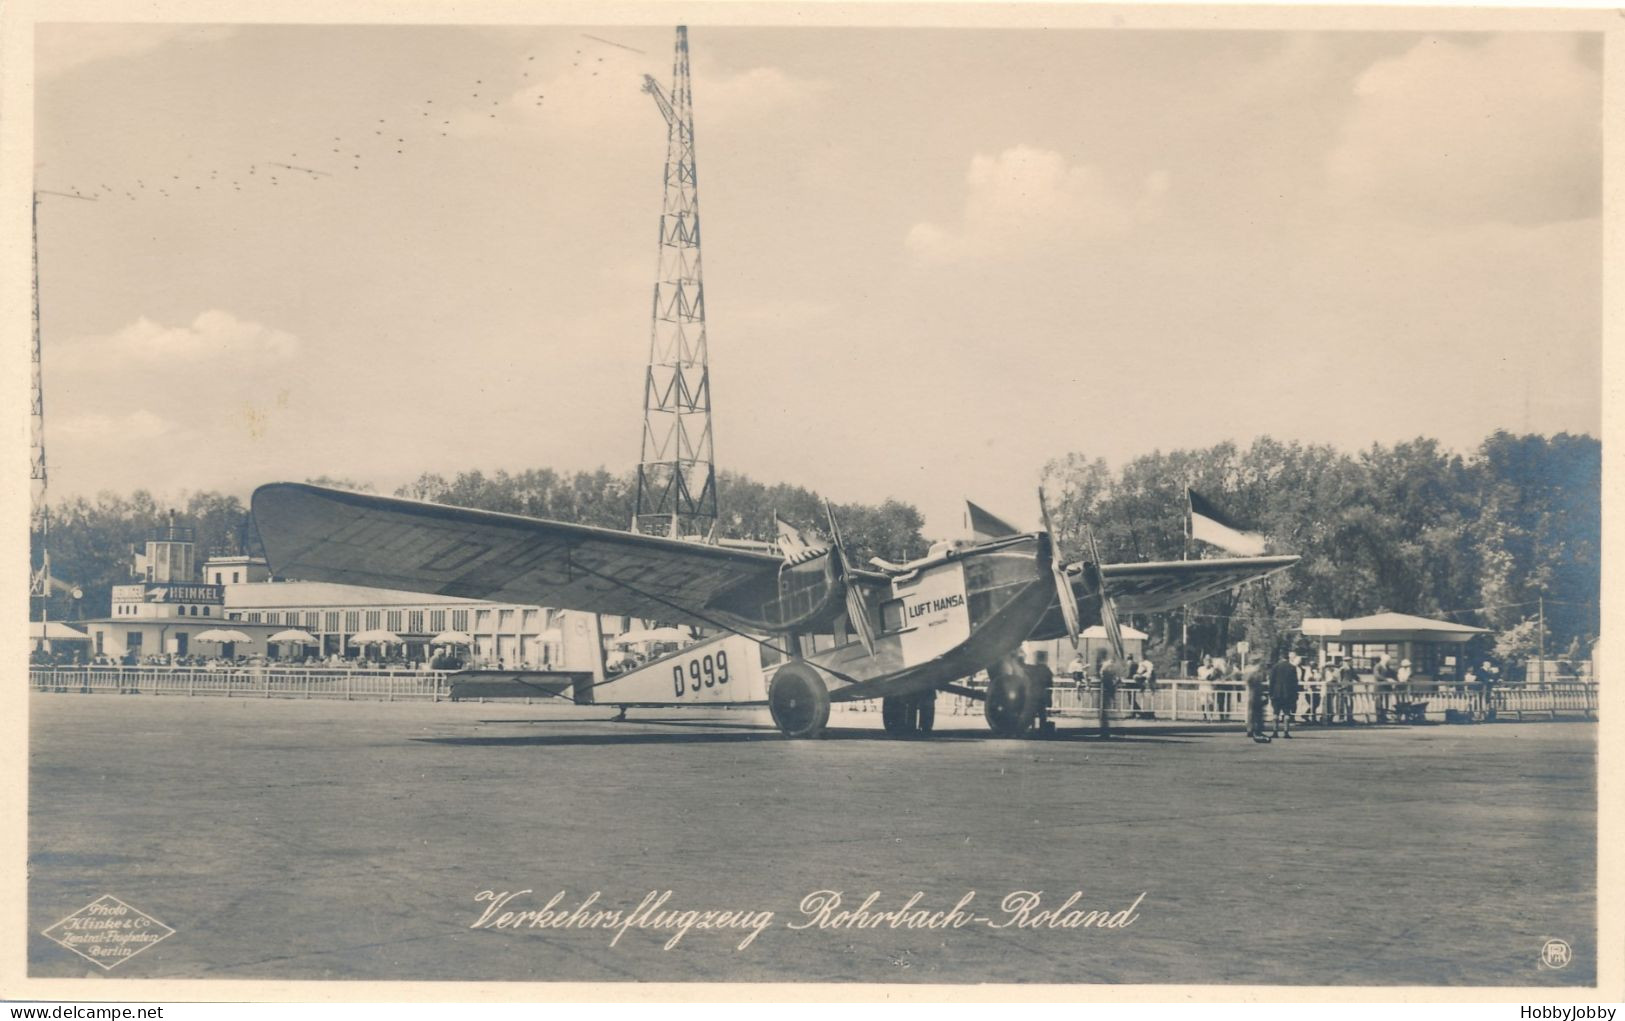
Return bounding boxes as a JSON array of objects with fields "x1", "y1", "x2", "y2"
[
  {"x1": 769, "y1": 663, "x2": 831, "y2": 739},
  {"x1": 914, "y1": 691, "x2": 936, "y2": 734},
  {"x1": 881, "y1": 696, "x2": 913, "y2": 735},
  {"x1": 985, "y1": 666, "x2": 1038, "y2": 738}
]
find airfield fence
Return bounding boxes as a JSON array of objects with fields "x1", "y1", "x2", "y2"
[
  {"x1": 29, "y1": 665, "x2": 452, "y2": 702},
  {"x1": 911, "y1": 679, "x2": 1598, "y2": 724},
  {"x1": 32, "y1": 667, "x2": 1598, "y2": 723}
]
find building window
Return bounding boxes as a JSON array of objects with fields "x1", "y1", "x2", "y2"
[
  {"x1": 429, "y1": 610, "x2": 446, "y2": 632},
  {"x1": 408, "y1": 611, "x2": 424, "y2": 634},
  {"x1": 248, "y1": 612, "x2": 262, "y2": 624},
  {"x1": 522, "y1": 609, "x2": 539, "y2": 631},
  {"x1": 452, "y1": 609, "x2": 469, "y2": 631},
  {"x1": 95, "y1": 632, "x2": 104, "y2": 654},
  {"x1": 474, "y1": 609, "x2": 492, "y2": 632},
  {"x1": 366, "y1": 610, "x2": 381, "y2": 630},
  {"x1": 387, "y1": 610, "x2": 403, "y2": 632},
  {"x1": 305, "y1": 611, "x2": 319, "y2": 630},
  {"x1": 267, "y1": 611, "x2": 281, "y2": 626},
  {"x1": 233, "y1": 571, "x2": 240, "y2": 584},
  {"x1": 325, "y1": 611, "x2": 340, "y2": 633},
  {"x1": 344, "y1": 610, "x2": 360, "y2": 632},
  {"x1": 202, "y1": 606, "x2": 210, "y2": 616}
]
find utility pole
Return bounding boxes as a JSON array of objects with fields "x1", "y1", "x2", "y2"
[
  {"x1": 1538, "y1": 592, "x2": 1546, "y2": 688},
  {"x1": 633, "y1": 26, "x2": 718, "y2": 540},
  {"x1": 30, "y1": 188, "x2": 95, "y2": 650}
]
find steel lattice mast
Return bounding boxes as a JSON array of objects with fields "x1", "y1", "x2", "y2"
[
  {"x1": 30, "y1": 189, "x2": 93, "y2": 627},
  {"x1": 633, "y1": 26, "x2": 718, "y2": 540}
]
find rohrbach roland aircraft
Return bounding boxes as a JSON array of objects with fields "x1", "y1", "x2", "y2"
[{"x1": 251, "y1": 484, "x2": 1295, "y2": 739}]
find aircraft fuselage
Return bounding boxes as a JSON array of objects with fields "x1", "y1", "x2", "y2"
[{"x1": 594, "y1": 533, "x2": 1055, "y2": 707}]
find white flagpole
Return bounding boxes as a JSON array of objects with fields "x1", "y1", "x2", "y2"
[{"x1": 1182, "y1": 486, "x2": 1191, "y2": 676}]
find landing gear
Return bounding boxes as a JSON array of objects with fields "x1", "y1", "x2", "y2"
[
  {"x1": 882, "y1": 696, "x2": 909, "y2": 735},
  {"x1": 768, "y1": 662, "x2": 830, "y2": 739},
  {"x1": 882, "y1": 692, "x2": 937, "y2": 736},
  {"x1": 915, "y1": 691, "x2": 936, "y2": 734},
  {"x1": 985, "y1": 664, "x2": 1040, "y2": 738}
]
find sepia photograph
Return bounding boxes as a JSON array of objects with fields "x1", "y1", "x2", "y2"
[{"x1": 4, "y1": 1, "x2": 1616, "y2": 1002}]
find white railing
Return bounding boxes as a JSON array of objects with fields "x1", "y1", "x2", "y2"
[
  {"x1": 835, "y1": 680, "x2": 1598, "y2": 724},
  {"x1": 30, "y1": 666, "x2": 451, "y2": 702},
  {"x1": 36, "y1": 668, "x2": 1598, "y2": 719}
]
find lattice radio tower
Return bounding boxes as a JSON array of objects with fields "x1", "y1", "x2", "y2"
[
  {"x1": 31, "y1": 189, "x2": 94, "y2": 622},
  {"x1": 633, "y1": 26, "x2": 718, "y2": 540}
]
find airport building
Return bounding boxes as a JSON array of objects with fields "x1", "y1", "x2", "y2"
[{"x1": 75, "y1": 518, "x2": 608, "y2": 678}]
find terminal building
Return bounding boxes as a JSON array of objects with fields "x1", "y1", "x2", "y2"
[{"x1": 78, "y1": 517, "x2": 608, "y2": 680}]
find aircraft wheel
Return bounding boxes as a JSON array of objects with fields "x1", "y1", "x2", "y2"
[
  {"x1": 985, "y1": 666, "x2": 1038, "y2": 738},
  {"x1": 769, "y1": 663, "x2": 830, "y2": 739},
  {"x1": 881, "y1": 696, "x2": 913, "y2": 735},
  {"x1": 914, "y1": 691, "x2": 936, "y2": 734}
]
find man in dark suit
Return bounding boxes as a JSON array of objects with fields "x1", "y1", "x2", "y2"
[{"x1": 1269, "y1": 652, "x2": 1302, "y2": 739}]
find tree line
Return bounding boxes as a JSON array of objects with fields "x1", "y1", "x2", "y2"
[
  {"x1": 31, "y1": 430, "x2": 1597, "y2": 673},
  {"x1": 1040, "y1": 430, "x2": 1599, "y2": 671}
]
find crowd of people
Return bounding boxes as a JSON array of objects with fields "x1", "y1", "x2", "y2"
[{"x1": 998, "y1": 642, "x2": 1518, "y2": 743}]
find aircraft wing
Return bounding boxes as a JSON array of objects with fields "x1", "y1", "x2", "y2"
[
  {"x1": 250, "y1": 483, "x2": 785, "y2": 627},
  {"x1": 1026, "y1": 554, "x2": 1299, "y2": 641},
  {"x1": 1097, "y1": 555, "x2": 1299, "y2": 613}
]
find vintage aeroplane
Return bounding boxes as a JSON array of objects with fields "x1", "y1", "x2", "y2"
[{"x1": 250, "y1": 483, "x2": 1295, "y2": 739}]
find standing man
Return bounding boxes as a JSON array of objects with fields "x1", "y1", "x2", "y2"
[
  {"x1": 1245, "y1": 660, "x2": 1269, "y2": 742},
  {"x1": 1030, "y1": 651, "x2": 1056, "y2": 735},
  {"x1": 1136, "y1": 655, "x2": 1157, "y2": 719},
  {"x1": 1269, "y1": 652, "x2": 1302, "y2": 739},
  {"x1": 1301, "y1": 654, "x2": 1320, "y2": 723},
  {"x1": 1097, "y1": 649, "x2": 1118, "y2": 738},
  {"x1": 1338, "y1": 658, "x2": 1361, "y2": 724}
]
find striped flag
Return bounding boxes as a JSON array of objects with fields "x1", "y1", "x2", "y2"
[
  {"x1": 1188, "y1": 488, "x2": 1269, "y2": 556},
  {"x1": 774, "y1": 513, "x2": 827, "y2": 564}
]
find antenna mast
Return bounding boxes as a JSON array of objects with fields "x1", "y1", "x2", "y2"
[
  {"x1": 633, "y1": 26, "x2": 718, "y2": 540},
  {"x1": 31, "y1": 189, "x2": 95, "y2": 640}
]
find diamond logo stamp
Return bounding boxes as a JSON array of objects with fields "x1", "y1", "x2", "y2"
[{"x1": 41, "y1": 894, "x2": 175, "y2": 970}]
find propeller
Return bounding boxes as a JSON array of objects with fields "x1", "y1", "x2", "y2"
[
  {"x1": 1038, "y1": 487, "x2": 1082, "y2": 649},
  {"x1": 824, "y1": 500, "x2": 877, "y2": 656},
  {"x1": 1083, "y1": 525, "x2": 1129, "y2": 671}
]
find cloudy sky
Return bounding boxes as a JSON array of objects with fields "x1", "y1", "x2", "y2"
[{"x1": 28, "y1": 19, "x2": 1602, "y2": 535}]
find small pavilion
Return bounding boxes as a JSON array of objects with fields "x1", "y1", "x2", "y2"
[{"x1": 1299, "y1": 612, "x2": 1491, "y2": 681}]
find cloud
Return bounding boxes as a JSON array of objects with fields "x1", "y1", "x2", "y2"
[
  {"x1": 55, "y1": 409, "x2": 172, "y2": 441},
  {"x1": 906, "y1": 146, "x2": 1168, "y2": 263},
  {"x1": 56, "y1": 310, "x2": 300, "y2": 371},
  {"x1": 35, "y1": 25, "x2": 237, "y2": 78},
  {"x1": 1328, "y1": 35, "x2": 1599, "y2": 225}
]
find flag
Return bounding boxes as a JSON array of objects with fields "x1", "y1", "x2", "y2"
[
  {"x1": 1188, "y1": 488, "x2": 1269, "y2": 556},
  {"x1": 965, "y1": 501, "x2": 1020, "y2": 542},
  {"x1": 774, "y1": 514, "x2": 827, "y2": 564}
]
